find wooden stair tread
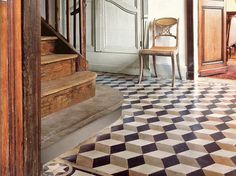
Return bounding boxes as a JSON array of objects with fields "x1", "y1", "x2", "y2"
[
  {"x1": 41, "y1": 71, "x2": 97, "y2": 97},
  {"x1": 41, "y1": 54, "x2": 78, "y2": 65},
  {"x1": 41, "y1": 36, "x2": 58, "y2": 41}
]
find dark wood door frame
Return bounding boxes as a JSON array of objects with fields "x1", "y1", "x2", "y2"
[
  {"x1": 0, "y1": 0, "x2": 41, "y2": 175},
  {"x1": 186, "y1": 0, "x2": 194, "y2": 80}
]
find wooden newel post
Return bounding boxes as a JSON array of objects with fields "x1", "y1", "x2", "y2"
[
  {"x1": 0, "y1": 1, "x2": 24, "y2": 175},
  {"x1": 0, "y1": 0, "x2": 41, "y2": 175}
]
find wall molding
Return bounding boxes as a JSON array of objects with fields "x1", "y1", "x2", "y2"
[
  {"x1": 105, "y1": 0, "x2": 137, "y2": 15},
  {"x1": 95, "y1": 0, "x2": 141, "y2": 53}
]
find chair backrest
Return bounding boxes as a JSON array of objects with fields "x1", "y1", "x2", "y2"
[{"x1": 152, "y1": 17, "x2": 179, "y2": 48}]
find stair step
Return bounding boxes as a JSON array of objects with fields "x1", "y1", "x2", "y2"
[
  {"x1": 41, "y1": 36, "x2": 58, "y2": 56},
  {"x1": 41, "y1": 54, "x2": 77, "y2": 82},
  {"x1": 41, "y1": 36, "x2": 58, "y2": 41},
  {"x1": 41, "y1": 54, "x2": 78, "y2": 65},
  {"x1": 41, "y1": 71, "x2": 96, "y2": 117}
]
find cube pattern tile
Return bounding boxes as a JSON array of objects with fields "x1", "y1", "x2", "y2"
[{"x1": 43, "y1": 72, "x2": 236, "y2": 176}]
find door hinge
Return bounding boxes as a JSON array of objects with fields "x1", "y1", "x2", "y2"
[{"x1": 140, "y1": 41, "x2": 143, "y2": 48}]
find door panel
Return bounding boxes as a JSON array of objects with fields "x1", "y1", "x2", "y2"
[
  {"x1": 204, "y1": 8, "x2": 223, "y2": 62},
  {"x1": 199, "y1": 0, "x2": 227, "y2": 76},
  {"x1": 96, "y1": 0, "x2": 141, "y2": 53},
  {"x1": 87, "y1": 0, "x2": 142, "y2": 74},
  {"x1": 104, "y1": 1, "x2": 138, "y2": 52}
]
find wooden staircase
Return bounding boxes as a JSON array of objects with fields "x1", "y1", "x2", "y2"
[{"x1": 41, "y1": 20, "x2": 96, "y2": 118}]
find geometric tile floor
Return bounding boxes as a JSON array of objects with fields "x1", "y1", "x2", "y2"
[{"x1": 43, "y1": 72, "x2": 236, "y2": 176}]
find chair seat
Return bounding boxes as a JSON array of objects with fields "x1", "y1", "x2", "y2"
[{"x1": 140, "y1": 46, "x2": 178, "y2": 56}]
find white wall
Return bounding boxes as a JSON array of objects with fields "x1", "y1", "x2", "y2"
[
  {"x1": 147, "y1": 0, "x2": 187, "y2": 79},
  {"x1": 226, "y1": 0, "x2": 236, "y2": 11}
]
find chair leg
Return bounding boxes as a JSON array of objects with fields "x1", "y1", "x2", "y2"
[
  {"x1": 176, "y1": 53, "x2": 182, "y2": 80},
  {"x1": 153, "y1": 55, "x2": 158, "y2": 78},
  {"x1": 139, "y1": 54, "x2": 144, "y2": 84},
  {"x1": 171, "y1": 55, "x2": 175, "y2": 87}
]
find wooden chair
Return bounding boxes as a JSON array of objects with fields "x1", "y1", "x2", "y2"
[{"x1": 139, "y1": 17, "x2": 182, "y2": 87}]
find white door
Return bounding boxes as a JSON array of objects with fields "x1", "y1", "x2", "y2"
[{"x1": 86, "y1": 0, "x2": 144, "y2": 75}]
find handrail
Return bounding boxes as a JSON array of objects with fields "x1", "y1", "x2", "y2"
[{"x1": 42, "y1": 0, "x2": 87, "y2": 71}]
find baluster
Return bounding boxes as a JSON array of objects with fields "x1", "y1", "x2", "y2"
[
  {"x1": 79, "y1": 0, "x2": 86, "y2": 58},
  {"x1": 45, "y1": 0, "x2": 49, "y2": 23},
  {"x1": 55, "y1": 0, "x2": 60, "y2": 31},
  {"x1": 73, "y1": 0, "x2": 77, "y2": 48},
  {"x1": 66, "y1": 0, "x2": 70, "y2": 42}
]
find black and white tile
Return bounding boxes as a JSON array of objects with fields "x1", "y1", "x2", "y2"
[{"x1": 43, "y1": 73, "x2": 236, "y2": 176}]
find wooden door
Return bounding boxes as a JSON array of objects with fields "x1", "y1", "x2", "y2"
[
  {"x1": 199, "y1": 0, "x2": 227, "y2": 76},
  {"x1": 86, "y1": 0, "x2": 142, "y2": 75}
]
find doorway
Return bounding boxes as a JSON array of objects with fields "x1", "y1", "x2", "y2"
[{"x1": 197, "y1": 0, "x2": 236, "y2": 80}]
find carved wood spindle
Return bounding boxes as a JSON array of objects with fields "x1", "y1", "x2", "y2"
[{"x1": 66, "y1": 0, "x2": 70, "y2": 42}]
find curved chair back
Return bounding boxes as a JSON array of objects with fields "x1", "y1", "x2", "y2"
[{"x1": 152, "y1": 17, "x2": 179, "y2": 48}]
